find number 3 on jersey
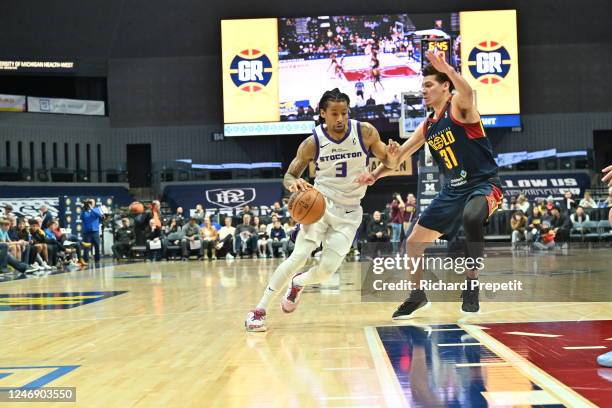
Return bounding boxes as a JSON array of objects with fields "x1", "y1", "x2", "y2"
[
  {"x1": 439, "y1": 146, "x2": 458, "y2": 169},
  {"x1": 335, "y1": 162, "x2": 347, "y2": 177}
]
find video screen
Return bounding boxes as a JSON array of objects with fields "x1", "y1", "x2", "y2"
[{"x1": 277, "y1": 14, "x2": 459, "y2": 124}]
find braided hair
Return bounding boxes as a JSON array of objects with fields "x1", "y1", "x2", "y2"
[{"x1": 317, "y1": 88, "x2": 350, "y2": 125}]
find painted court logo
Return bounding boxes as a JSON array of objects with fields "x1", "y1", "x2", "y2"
[
  {"x1": 229, "y1": 49, "x2": 272, "y2": 92},
  {"x1": 467, "y1": 41, "x2": 511, "y2": 84}
]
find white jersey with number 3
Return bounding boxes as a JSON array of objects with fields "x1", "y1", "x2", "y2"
[{"x1": 312, "y1": 119, "x2": 370, "y2": 208}]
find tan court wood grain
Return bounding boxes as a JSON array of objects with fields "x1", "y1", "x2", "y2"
[{"x1": 0, "y1": 249, "x2": 609, "y2": 407}]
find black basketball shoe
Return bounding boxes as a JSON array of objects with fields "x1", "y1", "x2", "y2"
[
  {"x1": 392, "y1": 289, "x2": 430, "y2": 320},
  {"x1": 461, "y1": 278, "x2": 480, "y2": 313}
]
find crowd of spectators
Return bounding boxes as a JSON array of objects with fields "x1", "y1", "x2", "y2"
[
  {"x1": 508, "y1": 188, "x2": 612, "y2": 250},
  {"x1": 110, "y1": 201, "x2": 300, "y2": 262},
  {"x1": 0, "y1": 203, "x2": 97, "y2": 275}
]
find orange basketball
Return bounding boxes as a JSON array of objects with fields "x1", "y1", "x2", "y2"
[
  {"x1": 129, "y1": 201, "x2": 145, "y2": 214},
  {"x1": 288, "y1": 188, "x2": 326, "y2": 225}
]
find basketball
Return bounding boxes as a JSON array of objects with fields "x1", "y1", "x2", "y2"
[
  {"x1": 288, "y1": 188, "x2": 326, "y2": 225},
  {"x1": 129, "y1": 201, "x2": 145, "y2": 214}
]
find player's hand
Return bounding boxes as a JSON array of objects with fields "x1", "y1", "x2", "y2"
[
  {"x1": 287, "y1": 178, "x2": 313, "y2": 193},
  {"x1": 386, "y1": 140, "x2": 400, "y2": 159},
  {"x1": 354, "y1": 172, "x2": 376, "y2": 186},
  {"x1": 602, "y1": 165, "x2": 612, "y2": 186},
  {"x1": 425, "y1": 50, "x2": 453, "y2": 74}
]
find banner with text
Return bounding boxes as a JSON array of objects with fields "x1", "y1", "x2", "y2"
[
  {"x1": 0, "y1": 94, "x2": 26, "y2": 112},
  {"x1": 163, "y1": 182, "x2": 283, "y2": 213},
  {"x1": 27, "y1": 96, "x2": 105, "y2": 116},
  {"x1": 499, "y1": 172, "x2": 591, "y2": 199}
]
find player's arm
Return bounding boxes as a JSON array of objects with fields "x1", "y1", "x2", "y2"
[
  {"x1": 355, "y1": 122, "x2": 425, "y2": 185},
  {"x1": 362, "y1": 122, "x2": 400, "y2": 169},
  {"x1": 425, "y1": 50, "x2": 478, "y2": 122},
  {"x1": 284, "y1": 136, "x2": 315, "y2": 192}
]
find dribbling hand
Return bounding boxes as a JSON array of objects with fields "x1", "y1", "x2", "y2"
[
  {"x1": 288, "y1": 178, "x2": 313, "y2": 193},
  {"x1": 354, "y1": 172, "x2": 376, "y2": 186}
]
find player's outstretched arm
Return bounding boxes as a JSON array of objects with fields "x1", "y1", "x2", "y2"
[
  {"x1": 354, "y1": 123, "x2": 426, "y2": 185},
  {"x1": 284, "y1": 136, "x2": 315, "y2": 192},
  {"x1": 425, "y1": 50, "x2": 477, "y2": 121},
  {"x1": 362, "y1": 122, "x2": 400, "y2": 169}
]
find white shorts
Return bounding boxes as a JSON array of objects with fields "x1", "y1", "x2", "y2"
[{"x1": 298, "y1": 197, "x2": 363, "y2": 256}]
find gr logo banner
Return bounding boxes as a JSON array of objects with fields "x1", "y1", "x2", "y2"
[
  {"x1": 205, "y1": 188, "x2": 256, "y2": 209},
  {"x1": 222, "y1": 18, "x2": 279, "y2": 123},
  {"x1": 460, "y1": 10, "x2": 519, "y2": 116}
]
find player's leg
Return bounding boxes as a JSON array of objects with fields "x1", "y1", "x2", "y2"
[
  {"x1": 280, "y1": 234, "x2": 348, "y2": 313},
  {"x1": 392, "y1": 223, "x2": 441, "y2": 319},
  {"x1": 460, "y1": 195, "x2": 490, "y2": 313},
  {"x1": 245, "y1": 228, "x2": 321, "y2": 332}
]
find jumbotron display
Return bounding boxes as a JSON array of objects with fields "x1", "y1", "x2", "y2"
[{"x1": 222, "y1": 10, "x2": 519, "y2": 136}]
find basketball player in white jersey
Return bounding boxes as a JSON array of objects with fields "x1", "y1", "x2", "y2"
[{"x1": 245, "y1": 88, "x2": 400, "y2": 332}]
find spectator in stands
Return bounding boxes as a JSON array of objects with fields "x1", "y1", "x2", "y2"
[
  {"x1": 533, "y1": 222, "x2": 556, "y2": 250},
  {"x1": 252, "y1": 216, "x2": 263, "y2": 231},
  {"x1": 527, "y1": 206, "x2": 545, "y2": 241},
  {"x1": 366, "y1": 95, "x2": 376, "y2": 106},
  {"x1": 516, "y1": 194, "x2": 531, "y2": 214},
  {"x1": 388, "y1": 193, "x2": 404, "y2": 253},
  {"x1": 112, "y1": 218, "x2": 134, "y2": 260},
  {"x1": 193, "y1": 204, "x2": 206, "y2": 224},
  {"x1": 570, "y1": 206, "x2": 590, "y2": 234},
  {"x1": 367, "y1": 211, "x2": 389, "y2": 242},
  {"x1": 0, "y1": 218, "x2": 20, "y2": 260},
  {"x1": 162, "y1": 217, "x2": 183, "y2": 259},
  {"x1": 281, "y1": 198, "x2": 290, "y2": 214},
  {"x1": 239, "y1": 205, "x2": 254, "y2": 218},
  {"x1": 510, "y1": 211, "x2": 528, "y2": 249},
  {"x1": 545, "y1": 196, "x2": 558, "y2": 213},
  {"x1": 402, "y1": 194, "x2": 417, "y2": 236},
  {"x1": 81, "y1": 199, "x2": 104, "y2": 263},
  {"x1": 0, "y1": 243, "x2": 37, "y2": 275},
  {"x1": 235, "y1": 214, "x2": 258, "y2": 258},
  {"x1": 29, "y1": 220, "x2": 55, "y2": 270},
  {"x1": 14, "y1": 218, "x2": 36, "y2": 269},
  {"x1": 40, "y1": 205, "x2": 53, "y2": 229},
  {"x1": 534, "y1": 198, "x2": 547, "y2": 215},
  {"x1": 145, "y1": 219, "x2": 163, "y2": 261},
  {"x1": 549, "y1": 207, "x2": 571, "y2": 245},
  {"x1": 579, "y1": 192, "x2": 597, "y2": 208},
  {"x1": 217, "y1": 216, "x2": 236, "y2": 260},
  {"x1": 200, "y1": 216, "x2": 218, "y2": 260},
  {"x1": 3, "y1": 204, "x2": 14, "y2": 218},
  {"x1": 174, "y1": 207, "x2": 186, "y2": 227},
  {"x1": 7, "y1": 217, "x2": 29, "y2": 264},
  {"x1": 559, "y1": 191, "x2": 576, "y2": 214},
  {"x1": 267, "y1": 219, "x2": 286, "y2": 258},
  {"x1": 271, "y1": 202, "x2": 286, "y2": 219},
  {"x1": 257, "y1": 224, "x2": 269, "y2": 258},
  {"x1": 266, "y1": 215, "x2": 280, "y2": 237},
  {"x1": 181, "y1": 217, "x2": 203, "y2": 260}
]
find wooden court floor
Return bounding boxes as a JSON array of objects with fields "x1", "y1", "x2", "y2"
[{"x1": 0, "y1": 247, "x2": 610, "y2": 407}]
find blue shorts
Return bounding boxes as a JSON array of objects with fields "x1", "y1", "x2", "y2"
[{"x1": 417, "y1": 179, "x2": 503, "y2": 240}]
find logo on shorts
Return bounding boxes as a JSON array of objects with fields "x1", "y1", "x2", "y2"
[
  {"x1": 206, "y1": 188, "x2": 256, "y2": 208},
  {"x1": 467, "y1": 41, "x2": 511, "y2": 84},
  {"x1": 460, "y1": 170, "x2": 467, "y2": 179},
  {"x1": 229, "y1": 49, "x2": 273, "y2": 92}
]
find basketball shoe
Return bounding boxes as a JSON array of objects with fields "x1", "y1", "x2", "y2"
[
  {"x1": 392, "y1": 289, "x2": 430, "y2": 320},
  {"x1": 461, "y1": 278, "x2": 480, "y2": 313},
  {"x1": 245, "y1": 309, "x2": 267, "y2": 332},
  {"x1": 280, "y1": 272, "x2": 305, "y2": 313}
]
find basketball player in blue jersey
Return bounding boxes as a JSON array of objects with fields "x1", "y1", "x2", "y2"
[
  {"x1": 245, "y1": 88, "x2": 400, "y2": 332},
  {"x1": 357, "y1": 51, "x2": 503, "y2": 318}
]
